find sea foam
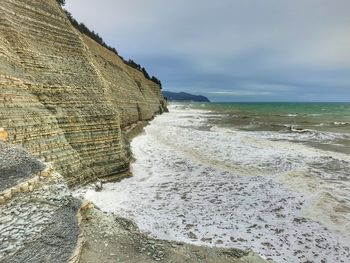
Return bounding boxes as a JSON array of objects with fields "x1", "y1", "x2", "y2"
[{"x1": 79, "y1": 104, "x2": 350, "y2": 263}]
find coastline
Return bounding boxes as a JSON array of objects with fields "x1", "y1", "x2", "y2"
[
  {"x1": 75, "y1": 114, "x2": 274, "y2": 263},
  {"x1": 4, "y1": 104, "x2": 347, "y2": 262},
  {"x1": 78, "y1": 202, "x2": 273, "y2": 263},
  {"x1": 83, "y1": 121, "x2": 153, "y2": 185},
  {"x1": 79, "y1": 104, "x2": 350, "y2": 263},
  {"x1": 123, "y1": 121, "x2": 150, "y2": 140}
]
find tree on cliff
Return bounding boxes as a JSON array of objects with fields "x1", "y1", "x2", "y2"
[
  {"x1": 151, "y1": 76, "x2": 162, "y2": 89},
  {"x1": 56, "y1": 0, "x2": 65, "y2": 6},
  {"x1": 125, "y1": 60, "x2": 142, "y2": 71},
  {"x1": 141, "y1": 67, "x2": 150, "y2": 79}
]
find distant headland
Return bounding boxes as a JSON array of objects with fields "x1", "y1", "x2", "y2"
[{"x1": 163, "y1": 91, "x2": 210, "y2": 102}]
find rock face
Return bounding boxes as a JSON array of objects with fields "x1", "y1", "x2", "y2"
[{"x1": 0, "y1": 0, "x2": 167, "y2": 185}]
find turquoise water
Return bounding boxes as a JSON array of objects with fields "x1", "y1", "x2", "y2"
[{"x1": 190, "y1": 102, "x2": 350, "y2": 153}]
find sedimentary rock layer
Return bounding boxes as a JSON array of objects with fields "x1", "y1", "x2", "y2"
[{"x1": 0, "y1": 0, "x2": 167, "y2": 185}]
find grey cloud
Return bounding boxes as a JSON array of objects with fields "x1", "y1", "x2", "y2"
[{"x1": 66, "y1": 0, "x2": 350, "y2": 101}]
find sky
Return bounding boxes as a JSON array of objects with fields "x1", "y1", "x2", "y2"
[{"x1": 65, "y1": 0, "x2": 350, "y2": 102}]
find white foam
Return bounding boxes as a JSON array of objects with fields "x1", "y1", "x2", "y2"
[
  {"x1": 250, "y1": 128, "x2": 347, "y2": 144},
  {"x1": 334, "y1": 121, "x2": 350, "y2": 126},
  {"x1": 80, "y1": 106, "x2": 350, "y2": 263}
]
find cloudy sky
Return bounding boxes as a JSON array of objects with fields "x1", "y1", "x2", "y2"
[{"x1": 66, "y1": 0, "x2": 350, "y2": 102}]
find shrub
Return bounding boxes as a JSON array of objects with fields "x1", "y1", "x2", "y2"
[{"x1": 56, "y1": 0, "x2": 65, "y2": 6}]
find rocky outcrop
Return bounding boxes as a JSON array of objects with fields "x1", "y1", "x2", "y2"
[
  {"x1": 0, "y1": 0, "x2": 167, "y2": 186},
  {"x1": 0, "y1": 143, "x2": 82, "y2": 263}
]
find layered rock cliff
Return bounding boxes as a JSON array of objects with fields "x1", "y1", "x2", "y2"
[{"x1": 0, "y1": 0, "x2": 167, "y2": 185}]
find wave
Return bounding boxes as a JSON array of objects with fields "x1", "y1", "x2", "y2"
[
  {"x1": 334, "y1": 121, "x2": 350, "y2": 126},
  {"x1": 289, "y1": 126, "x2": 313, "y2": 133},
  {"x1": 259, "y1": 124, "x2": 348, "y2": 143},
  {"x1": 316, "y1": 122, "x2": 350, "y2": 128},
  {"x1": 79, "y1": 105, "x2": 350, "y2": 263},
  {"x1": 214, "y1": 123, "x2": 348, "y2": 144},
  {"x1": 300, "y1": 191, "x2": 350, "y2": 235}
]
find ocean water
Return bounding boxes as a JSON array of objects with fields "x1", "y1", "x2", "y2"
[{"x1": 78, "y1": 102, "x2": 350, "y2": 263}]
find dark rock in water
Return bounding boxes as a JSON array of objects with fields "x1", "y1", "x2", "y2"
[
  {"x1": 163, "y1": 91, "x2": 210, "y2": 102},
  {"x1": 94, "y1": 181, "x2": 103, "y2": 191}
]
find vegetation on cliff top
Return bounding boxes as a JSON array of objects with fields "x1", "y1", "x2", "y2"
[
  {"x1": 56, "y1": 0, "x2": 65, "y2": 6},
  {"x1": 56, "y1": 0, "x2": 162, "y2": 88},
  {"x1": 162, "y1": 91, "x2": 210, "y2": 102}
]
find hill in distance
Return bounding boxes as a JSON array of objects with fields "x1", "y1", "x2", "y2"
[{"x1": 163, "y1": 91, "x2": 210, "y2": 102}]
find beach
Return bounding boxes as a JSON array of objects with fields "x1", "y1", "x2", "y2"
[{"x1": 77, "y1": 103, "x2": 350, "y2": 263}]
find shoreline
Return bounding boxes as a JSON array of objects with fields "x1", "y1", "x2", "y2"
[
  {"x1": 79, "y1": 104, "x2": 350, "y2": 262},
  {"x1": 123, "y1": 120, "x2": 150, "y2": 140},
  {"x1": 78, "y1": 204, "x2": 274, "y2": 263},
  {"x1": 3, "y1": 105, "x2": 348, "y2": 262},
  {"x1": 79, "y1": 121, "x2": 151, "y2": 185},
  {"x1": 75, "y1": 117, "x2": 274, "y2": 263}
]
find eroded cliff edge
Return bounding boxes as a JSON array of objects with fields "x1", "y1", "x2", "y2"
[{"x1": 0, "y1": 0, "x2": 167, "y2": 185}]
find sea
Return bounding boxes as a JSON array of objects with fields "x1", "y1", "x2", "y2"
[{"x1": 78, "y1": 102, "x2": 350, "y2": 263}]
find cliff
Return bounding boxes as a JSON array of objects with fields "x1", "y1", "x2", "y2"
[
  {"x1": 0, "y1": 0, "x2": 167, "y2": 186},
  {"x1": 0, "y1": 3, "x2": 276, "y2": 263}
]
